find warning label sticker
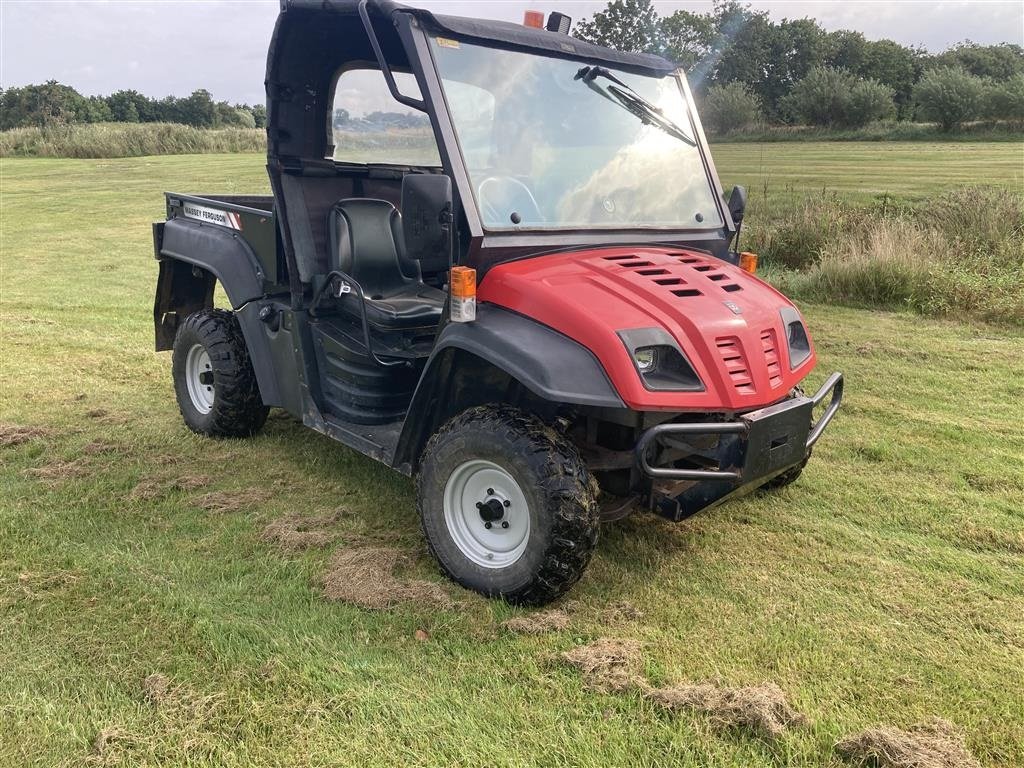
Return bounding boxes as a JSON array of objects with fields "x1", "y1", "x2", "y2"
[{"x1": 182, "y1": 202, "x2": 242, "y2": 230}]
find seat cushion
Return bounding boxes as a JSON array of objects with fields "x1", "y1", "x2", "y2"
[{"x1": 363, "y1": 283, "x2": 446, "y2": 329}]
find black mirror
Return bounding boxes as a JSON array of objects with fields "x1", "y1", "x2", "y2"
[
  {"x1": 402, "y1": 174, "x2": 453, "y2": 273},
  {"x1": 728, "y1": 185, "x2": 747, "y2": 224}
]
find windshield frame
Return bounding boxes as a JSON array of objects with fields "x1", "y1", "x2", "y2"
[
  {"x1": 421, "y1": 30, "x2": 730, "y2": 238},
  {"x1": 393, "y1": 14, "x2": 737, "y2": 271}
]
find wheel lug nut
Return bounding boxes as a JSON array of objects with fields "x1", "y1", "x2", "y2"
[
  {"x1": 503, "y1": 500, "x2": 511, "y2": 507},
  {"x1": 501, "y1": 521, "x2": 509, "y2": 529},
  {"x1": 487, "y1": 488, "x2": 494, "y2": 495},
  {"x1": 475, "y1": 502, "x2": 484, "y2": 509},
  {"x1": 484, "y1": 522, "x2": 492, "y2": 529}
]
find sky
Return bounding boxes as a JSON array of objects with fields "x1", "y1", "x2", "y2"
[{"x1": 2, "y1": 1, "x2": 1022, "y2": 105}]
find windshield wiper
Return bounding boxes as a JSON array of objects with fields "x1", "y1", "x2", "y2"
[{"x1": 574, "y1": 66, "x2": 697, "y2": 147}]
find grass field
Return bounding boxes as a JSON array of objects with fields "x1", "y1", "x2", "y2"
[
  {"x1": 2, "y1": 144, "x2": 1023, "y2": 767},
  {"x1": 713, "y1": 141, "x2": 1024, "y2": 202}
]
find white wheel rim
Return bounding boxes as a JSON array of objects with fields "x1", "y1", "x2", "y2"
[
  {"x1": 184, "y1": 343, "x2": 215, "y2": 414},
  {"x1": 443, "y1": 459, "x2": 530, "y2": 569}
]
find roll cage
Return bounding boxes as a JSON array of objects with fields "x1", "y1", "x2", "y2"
[{"x1": 267, "y1": 0, "x2": 738, "y2": 309}]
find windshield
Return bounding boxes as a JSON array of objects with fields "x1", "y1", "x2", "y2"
[{"x1": 431, "y1": 38, "x2": 724, "y2": 232}]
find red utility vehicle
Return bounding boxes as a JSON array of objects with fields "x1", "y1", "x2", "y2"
[{"x1": 151, "y1": 0, "x2": 843, "y2": 604}]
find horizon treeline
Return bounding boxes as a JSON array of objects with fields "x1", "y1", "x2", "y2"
[{"x1": 0, "y1": 83, "x2": 266, "y2": 131}]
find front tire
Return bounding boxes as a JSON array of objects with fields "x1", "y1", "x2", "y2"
[
  {"x1": 417, "y1": 406, "x2": 599, "y2": 605},
  {"x1": 762, "y1": 453, "x2": 809, "y2": 489},
  {"x1": 171, "y1": 309, "x2": 268, "y2": 438}
]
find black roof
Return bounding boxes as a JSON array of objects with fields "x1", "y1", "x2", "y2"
[{"x1": 280, "y1": 0, "x2": 678, "y2": 76}]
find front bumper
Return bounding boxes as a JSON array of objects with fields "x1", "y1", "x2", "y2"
[{"x1": 635, "y1": 372, "x2": 844, "y2": 520}]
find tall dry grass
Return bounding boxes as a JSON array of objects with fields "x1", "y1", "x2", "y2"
[
  {"x1": 760, "y1": 187, "x2": 1024, "y2": 325},
  {"x1": 0, "y1": 122, "x2": 265, "y2": 158}
]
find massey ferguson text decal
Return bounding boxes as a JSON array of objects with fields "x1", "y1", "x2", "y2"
[{"x1": 182, "y1": 202, "x2": 242, "y2": 230}]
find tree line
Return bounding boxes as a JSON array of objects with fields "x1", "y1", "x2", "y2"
[
  {"x1": 575, "y1": 0, "x2": 1024, "y2": 133},
  {"x1": 0, "y1": 82, "x2": 266, "y2": 131}
]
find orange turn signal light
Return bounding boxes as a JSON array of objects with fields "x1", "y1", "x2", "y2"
[
  {"x1": 523, "y1": 10, "x2": 544, "y2": 28},
  {"x1": 450, "y1": 266, "x2": 476, "y2": 298},
  {"x1": 450, "y1": 266, "x2": 477, "y2": 323},
  {"x1": 739, "y1": 252, "x2": 759, "y2": 274}
]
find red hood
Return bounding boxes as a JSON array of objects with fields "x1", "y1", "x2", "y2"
[{"x1": 478, "y1": 247, "x2": 816, "y2": 412}]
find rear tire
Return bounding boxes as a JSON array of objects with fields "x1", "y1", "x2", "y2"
[
  {"x1": 416, "y1": 406, "x2": 599, "y2": 606},
  {"x1": 172, "y1": 308, "x2": 268, "y2": 438}
]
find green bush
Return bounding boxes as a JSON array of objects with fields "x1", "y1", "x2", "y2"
[
  {"x1": 914, "y1": 68, "x2": 985, "y2": 131},
  {"x1": 983, "y1": 74, "x2": 1024, "y2": 121},
  {"x1": 781, "y1": 67, "x2": 896, "y2": 128},
  {"x1": 846, "y1": 80, "x2": 898, "y2": 127},
  {"x1": 701, "y1": 83, "x2": 763, "y2": 135}
]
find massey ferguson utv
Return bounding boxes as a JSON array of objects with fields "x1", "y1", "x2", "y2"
[{"x1": 152, "y1": 0, "x2": 842, "y2": 604}]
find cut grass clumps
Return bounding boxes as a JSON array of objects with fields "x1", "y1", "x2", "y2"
[
  {"x1": 321, "y1": 546, "x2": 453, "y2": 611},
  {"x1": 260, "y1": 511, "x2": 344, "y2": 552},
  {"x1": 561, "y1": 638, "x2": 646, "y2": 693},
  {"x1": 501, "y1": 608, "x2": 571, "y2": 635},
  {"x1": 561, "y1": 639, "x2": 809, "y2": 740},
  {"x1": 0, "y1": 423, "x2": 52, "y2": 447},
  {"x1": 647, "y1": 683, "x2": 808, "y2": 740},
  {"x1": 836, "y1": 718, "x2": 980, "y2": 768},
  {"x1": 193, "y1": 489, "x2": 271, "y2": 514}
]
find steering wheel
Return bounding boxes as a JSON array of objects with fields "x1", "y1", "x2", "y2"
[{"x1": 477, "y1": 176, "x2": 544, "y2": 227}]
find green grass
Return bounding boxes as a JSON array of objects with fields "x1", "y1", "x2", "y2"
[
  {"x1": 2, "y1": 149, "x2": 1024, "y2": 767},
  {"x1": 714, "y1": 140, "x2": 1024, "y2": 203},
  {"x1": 708, "y1": 120, "x2": 1024, "y2": 144}
]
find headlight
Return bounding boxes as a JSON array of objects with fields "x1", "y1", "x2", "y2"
[
  {"x1": 633, "y1": 347, "x2": 659, "y2": 373},
  {"x1": 618, "y1": 330, "x2": 704, "y2": 392},
  {"x1": 780, "y1": 308, "x2": 811, "y2": 369}
]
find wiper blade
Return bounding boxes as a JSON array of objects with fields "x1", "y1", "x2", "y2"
[{"x1": 574, "y1": 66, "x2": 697, "y2": 147}]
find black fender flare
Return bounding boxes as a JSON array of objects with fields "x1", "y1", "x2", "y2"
[
  {"x1": 393, "y1": 303, "x2": 624, "y2": 472},
  {"x1": 157, "y1": 217, "x2": 266, "y2": 307},
  {"x1": 153, "y1": 219, "x2": 283, "y2": 407}
]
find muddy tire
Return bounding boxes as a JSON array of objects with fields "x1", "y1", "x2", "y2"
[
  {"x1": 417, "y1": 406, "x2": 599, "y2": 606},
  {"x1": 171, "y1": 308, "x2": 268, "y2": 438}
]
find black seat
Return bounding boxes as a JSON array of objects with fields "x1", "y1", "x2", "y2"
[{"x1": 327, "y1": 199, "x2": 445, "y2": 330}]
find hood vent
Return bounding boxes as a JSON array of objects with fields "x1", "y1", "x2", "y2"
[
  {"x1": 760, "y1": 329, "x2": 784, "y2": 389},
  {"x1": 601, "y1": 251, "x2": 744, "y2": 297},
  {"x1": 716, "y1": 336, "x2": 755, "y2": 395}
]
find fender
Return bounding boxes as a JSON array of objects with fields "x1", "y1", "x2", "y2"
[
  {"x1": 157, "y1": 217, "x2": 266, "y2": 307},
  {"x1": 393, "y1": 303, "x2": 625, "y2": 472},
  {"x1": 152, "y1": 219, "x2": 284, "y2": 407}
]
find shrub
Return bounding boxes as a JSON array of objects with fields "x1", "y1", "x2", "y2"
[
  {"x1": 781, "y1": 67, "x2": 853, "y2": 127},
  {"x1": 232, "y1": 108, "x2": 258, "y2": 129},
  {"x1": 701, "y1": 83, "x2": 763, "y2": 135},
  {"x1": 983, "y1": 74, "x2": 1024, "y2": 121},
  {"x1": 846, "y1": 80, "x2": 897, "y2": 127},
  {"x1": 782, "y1": 67, "x2": 895, "y2": 128},
  {"x1": 913, "y1": 67, "x2": 985, "y2": 131}
]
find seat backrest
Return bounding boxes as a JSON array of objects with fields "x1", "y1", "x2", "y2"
[{"x1": 327, "y1": 199, "x2": 422, "y2": 299}]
